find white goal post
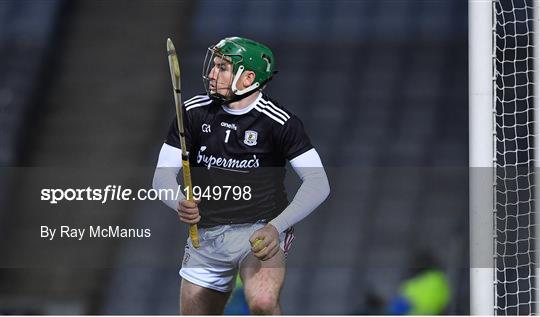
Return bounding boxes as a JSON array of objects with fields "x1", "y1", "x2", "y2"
[
  {"x1": 469, "y1": 0, "x2": 495, "y2": 314},
  {"x1": 470, "y1": 0, "x2": 540, "y2": 315}
]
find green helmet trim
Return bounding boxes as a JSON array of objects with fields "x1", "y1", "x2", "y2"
[{"x1": 211, "y1": 37, "x2": 275, "y2": 95}]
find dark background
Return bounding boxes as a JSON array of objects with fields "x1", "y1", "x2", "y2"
[{"x1": 0, "y1": 0, "x2": 468, "y2": 314}]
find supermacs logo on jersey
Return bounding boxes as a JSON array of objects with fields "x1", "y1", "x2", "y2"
[{"x1": 196, "y1": 146, "x2": 260, "y2": 170}]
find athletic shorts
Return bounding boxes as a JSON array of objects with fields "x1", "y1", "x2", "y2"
[{"x1": 179, "y1": 222, "x2": 294, "y2": 293}]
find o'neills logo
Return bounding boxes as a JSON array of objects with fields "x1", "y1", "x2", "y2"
[{"x1": 197, "y1": 146, "x2": 260, "y2": 170}]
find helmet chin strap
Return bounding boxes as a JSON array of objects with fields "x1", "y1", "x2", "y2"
[
  {"x1": 212, "y1": 65, "x2": 260, "y2": 105},
  {"x1": 209, "y1": 87, "x2": 258, "y2": 105},
  {"x1": 231, "y1": 65, "x2": 260, "y2": 95},
  {"x1": 219, "y1": 88, "x2": 259, "y2": 105}
]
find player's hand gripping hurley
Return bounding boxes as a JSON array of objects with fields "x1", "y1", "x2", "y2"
[{"x1": 166, "y1": 38, "x2": 200, "y2": 248}]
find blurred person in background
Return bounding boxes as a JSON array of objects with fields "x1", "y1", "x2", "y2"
[
  {"x1": 387, "y1": 252, "x2": 451, "y2": 315},
  {"x1": 153, "y1": 37, "x2": 330, "y2": 314},
  {"x1": 387, "y1": 270, "x2": 450, "y2": 315},
  {"x1": 354, "y1": 252, "x2": 451, "y2": 315}
]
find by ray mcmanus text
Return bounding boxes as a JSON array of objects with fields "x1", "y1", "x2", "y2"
[{"x1": 41, "y1": 225, "x2": 152, "y2": 241}]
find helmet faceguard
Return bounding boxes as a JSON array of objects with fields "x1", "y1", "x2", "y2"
[{"x1": 202, "y1": 37, "x2": 276, "y2": 103}]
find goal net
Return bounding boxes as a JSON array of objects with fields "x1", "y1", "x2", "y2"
[{"x1": 494, "y1": 0, "x2": 537, "y2": 314}]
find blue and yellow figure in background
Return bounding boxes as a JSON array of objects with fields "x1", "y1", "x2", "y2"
[
  {"x1": 388, "y1": 270, "x2": 450, "y2": 315},
  {"x1": 224, "y1": 274, "x2": 250, "y2": 314}
]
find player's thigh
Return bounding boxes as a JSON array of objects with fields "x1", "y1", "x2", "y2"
[
  {"x1": 179, "y1": 278, "x2": 231, "y2": 315},
  {"x1": 239, "y1": 250, "x2": 286, "y2": 311}
]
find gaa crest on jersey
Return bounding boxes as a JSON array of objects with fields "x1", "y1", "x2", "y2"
[{"x1": 244, "y1": 130, "x2": 258, "y2": 146}]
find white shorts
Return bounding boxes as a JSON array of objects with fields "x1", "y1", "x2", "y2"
[{"x1": 179, "y1": 222, "x2": 294, "y2": 293}]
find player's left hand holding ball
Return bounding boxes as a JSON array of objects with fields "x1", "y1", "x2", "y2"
[{"x1": 249, "y1": 224, "x2": 280, "y2": 261}]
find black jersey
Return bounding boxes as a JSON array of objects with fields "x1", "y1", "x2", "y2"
[{"x1": 165, "y1": 93, "x2": 313, "y2": 228}]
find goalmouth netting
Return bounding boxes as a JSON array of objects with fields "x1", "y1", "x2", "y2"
[
  {"x1": 471, "y1": 0, "x2": 539, "y2": 315},
  {"x1": 494, "y1": 0, "x2": 537, "y2": 315}
]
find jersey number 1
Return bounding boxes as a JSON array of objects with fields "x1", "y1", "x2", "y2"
[{"x1": 224, "y1": 129, "x2": 231, "y2": 143}]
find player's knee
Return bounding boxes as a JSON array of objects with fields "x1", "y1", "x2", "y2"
[{"x1": 248, "y1": 294, "x2": 279, "y2": 314}]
